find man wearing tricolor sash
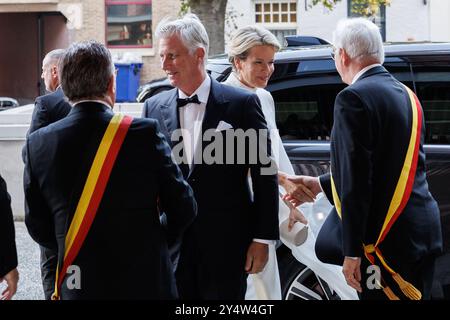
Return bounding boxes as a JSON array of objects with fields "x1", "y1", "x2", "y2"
[
  {"x1": 284, "y1": 18, "x2": 442, "y2": 300},
  {"x1": 24, "y1": 41, "x2": 197, "y2": 299}
]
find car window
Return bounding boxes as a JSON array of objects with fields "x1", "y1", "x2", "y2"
[
  {"x1": 267, "y1": 59, "x2": 342, "y2": 141},
  {"x1": 208, "y1": 64, "x2": 232, "y2": 82},
  {"x1": 383, "y1": 59, "x2": 414, "y2": 89},
  {"x1": 268, "y1": 58, "x2": 427, "y2": 142},
  {"x1": 297, "y1": 59, "x2": 336, "y2": 73},
  {"x1": 271, "y1": 62, "x2": 300, "y2": 80},
  {"x1": 269, "y1": 77, "x2": 345, "y2": 141},
  {"x1": 208, "y1": 50, "x2": 450, "y2": 146},
  {"x1": 413, "y1": 59, "x2": 450, "y2": 144}
]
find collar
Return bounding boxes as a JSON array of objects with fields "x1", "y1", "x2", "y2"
[
  {"x1": 351, "y1": 63, "x2": 382, "y2": 84},
  {"x1": 178, "y1": 76, "x2": 211, "y2": 104},
  {"x1": 225, "y1": 72, "x2": 258, "y2": 93},
  {"x1": 72, "y1": 99, "x2": 113, "y2": 109}
]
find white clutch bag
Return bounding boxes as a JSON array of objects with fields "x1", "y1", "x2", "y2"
[{"x1": 280, "y1": 218, "x2": 308, "y2": 246}]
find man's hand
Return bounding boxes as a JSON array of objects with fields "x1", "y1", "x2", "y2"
[
  {"x1": 245, "y1": 242, "x2": 269, "y2": 274},
  {"x1": 1, "y1": 268, "x2": 19, "y2": 300},
  {"x1": 279, "y1": 172, "x2": 321, "y2": 206},
  {"x1": 342, "y1": 257, "x2": 362, "y2": 293}
]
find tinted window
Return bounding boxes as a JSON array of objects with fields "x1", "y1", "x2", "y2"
[
  {"x1": 270, "y1": 80, "x2": 345, "y2": 141},
  {"x1": 413, "y1": 60, "x2": 450, "y2": 144},
  {"x1": 297, "y1": 59, "x2": 336, "y2": 73},
  {"x1": 383, "y1": 59, "x2": 414, "y2": 89},
  {"x1": 271, "y1": 62, "x2": 299, "y2": 79},
  {"x1": 265, "y1": 54, "x2": 450, "y2": 145}
]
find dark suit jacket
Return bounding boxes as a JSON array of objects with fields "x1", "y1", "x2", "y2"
[
  {"x1": 0, "y1": 174, "x2": 17, "y2": 278},
  {"x1": 29, "y1": 87, "x2": 72, "y2": 135},
  {"x1": 142, "y1": 78, "x2": 279, "y2": 299},
  {"x1": 24, "y1": 102, "x2": 197, "y2": 299},
  {"x1": 318, "y1": 66, "x2": 442, "y2": 266},
  {"x1": 25, "y1": 86, "x2": 71, "y2": 299}
]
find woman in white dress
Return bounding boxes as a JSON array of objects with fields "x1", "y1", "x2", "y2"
[{"x1": 224, "y1": 25, "x2": 309, "y2": 300}]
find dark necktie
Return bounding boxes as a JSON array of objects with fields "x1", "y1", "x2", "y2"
[{"x1": 177, "y1": 94, "x2": 200, "y2": 108}]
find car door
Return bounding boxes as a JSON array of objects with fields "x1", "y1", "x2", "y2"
[
  {"x1": 410, "y1": 56, "x2": 450, "y2": 299},
  {"x1": 269, "y1": 54, "x2": 450, "y2": 299}
]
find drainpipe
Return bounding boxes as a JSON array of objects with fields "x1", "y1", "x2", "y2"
[{"x1": 37, "y1": 13, "x2": 44, "y2": 96}]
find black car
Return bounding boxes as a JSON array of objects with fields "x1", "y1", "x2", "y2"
[{"x1": 137, "y1": 42, "x2": 450, "y2": 299}]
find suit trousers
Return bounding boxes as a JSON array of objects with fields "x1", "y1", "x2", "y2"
[{"x1": 40, "y1": 245, "x2": 57, "y2": 300}]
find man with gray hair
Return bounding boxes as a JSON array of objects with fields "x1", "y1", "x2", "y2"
[
  {"x1": 25, "y1": 48, "x2": 72, "y2": 300},
  {"x1": 285, "y1": 18, "x2": 442, "y2": 300},
  {"x1": 24, "y1": 40, "x2": 196, "y2": 299},
  {"x1": 29, "y1": 49, "x2": 71, "y2": 134},
  {"x1": 142, "y1": 14, "x2": 279, "y2": 299}
]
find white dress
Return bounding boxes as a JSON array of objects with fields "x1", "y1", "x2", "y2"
[
  {"x1": 224, "y1": 72, "x2": 295, "y2": 300},
  {"x1": 224, "y1": 73, "x2": 359, "y2": 301}
]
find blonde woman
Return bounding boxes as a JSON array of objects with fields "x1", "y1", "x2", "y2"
[{"x1": 225, "y1": 25, "x2": 309, "y2": 300}]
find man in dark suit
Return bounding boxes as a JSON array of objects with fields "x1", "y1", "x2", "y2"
[
  {"x1": 0, "y1": 173, "x2": 19, "y2": 300},
  {"x1": 284, "y1": 18, "x2": 442, "y2": 300},
  {"x1": 24, "y1": 40, "x2": 197, "y2": 299},
  {"x1": 142, "y1": 14, "x2": 279, "y2": 300},
  {"x1": 25, "y1": 49, "x2": 71, "y2": 300},
  {"x1": 29, "y1": 49, "x2": 71, "y2": 134}
]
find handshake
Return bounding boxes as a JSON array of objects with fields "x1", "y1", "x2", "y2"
[
  {"x1": 278, "y1": 171, "x2": 322, "y2": 207},
  {"x1": 278, "y1": 171, "x2": 322, "y2": 234}
]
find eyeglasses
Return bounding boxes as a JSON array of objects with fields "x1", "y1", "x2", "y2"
[
  {"x1": 331, "y1": 47, "x2": 379, "y2": 61},
  {"x1": 330, "y1": 47, "x2": 337, "y2": 60}
]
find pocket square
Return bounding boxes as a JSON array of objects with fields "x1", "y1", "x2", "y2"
[{"x1": 215, "y1": 120, "x2": 233, "y2": 132}]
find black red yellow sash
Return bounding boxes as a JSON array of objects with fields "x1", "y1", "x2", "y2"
[
  {"x1": 330, "y1": 85, "x2": 423, "y2": 300},
  {"x1": 52, "y1": 114, "x2": 133, "y2": 300}
]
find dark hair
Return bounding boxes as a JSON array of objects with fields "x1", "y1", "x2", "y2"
[{"x1": 59, "y1": 40, "x2": 114, "y2": 101}]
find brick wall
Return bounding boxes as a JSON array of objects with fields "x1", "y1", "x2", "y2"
[
  {"x1": 58, "y1": 0, "x2": 104, "y2": 42},
  {"x1": 140, "y1": 0, "x2": 181, "y2": 83},
  {"x1": 0, "y1": 0, "x2": 181, "y2": 84},
  {"x1": 58, "y1": 0, "x2": 181, "y2": 83}
]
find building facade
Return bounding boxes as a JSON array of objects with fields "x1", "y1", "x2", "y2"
[
  {"x1": 1, "y1": 0, "x2": 449, "y2": 104},
  {"x1": 225, "y1": 0, "x2": 450, "y2": 46},
  {"x1": 0, "y1": 0, "x2": 180, "y2": 104}
]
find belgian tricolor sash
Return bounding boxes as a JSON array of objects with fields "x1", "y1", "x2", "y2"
[
  {"x1": 52, "y1": 114, "x2": 133, "y2": 300},
  {"x1": 330, "y1": 85, "x2": 423, "y2": 300}
]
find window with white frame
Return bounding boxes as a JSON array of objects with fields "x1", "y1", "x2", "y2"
[
  {"x1": 348, "y1": 0, "x2": 386, "y2": 41},
  {"x1": 106, "y1": 0, "x2": 152, "y2": 48},
  {"x1": 254, "y1": 1, "x2": 297, "y2": 45},
  {"x1": 255, "y1": 1, "x2": 297, "y2": 24}
]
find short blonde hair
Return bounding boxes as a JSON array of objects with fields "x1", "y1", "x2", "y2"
[{"x1": 227, "y1": 25, "x2": 281, "y2": 69}]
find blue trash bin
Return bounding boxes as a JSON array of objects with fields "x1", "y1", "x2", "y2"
[{"x1": 115, "y1": 63, "x2": 143, "y2": 102}]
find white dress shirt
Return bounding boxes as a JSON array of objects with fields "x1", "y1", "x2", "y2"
[
  {"x1": 178, "y1": 76, "x2": 210, "y2": 168},
  {"x1": 72, "y1": 99, "x2": 111, "y2": 108},
  {"x1": 351, "y1": 63, "x2": 381, "y2": 84},
  {"x1": 181, "y1": 75, "x2": 271, "y2": 246}
]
